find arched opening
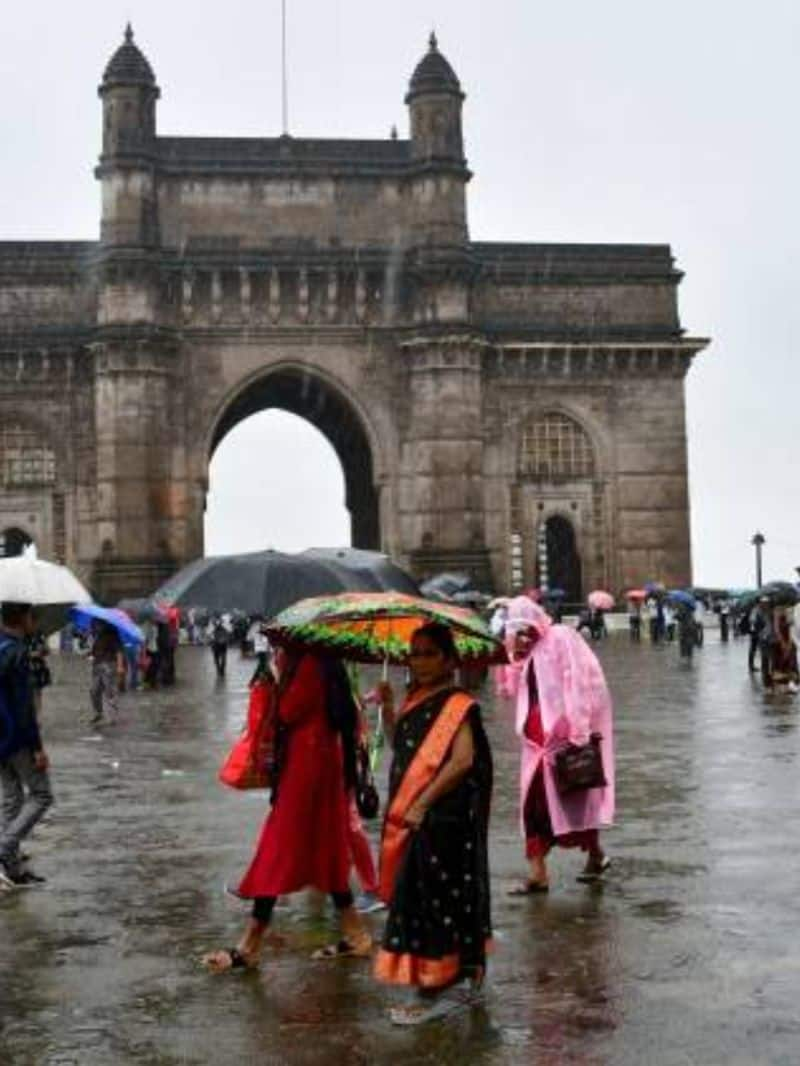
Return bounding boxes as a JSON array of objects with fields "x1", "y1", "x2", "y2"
[
  {"x1": 206, "y1": 367, "x2": 380, "y2": 554},
  {"x1": 539, "y1": 515, "x2": 582, "y2": 603},
  {"x1": 0, "y1": 527, "x2": 34, "y2": 558},
  {"x1": 205, "y1": 411, "x2": 350, "y2": 554}
]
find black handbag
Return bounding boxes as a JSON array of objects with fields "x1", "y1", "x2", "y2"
[
  {"x1": 555, "y1": 733, "x2": 607, "y2": 795},
  {"x1": 355, "y1": 743, "x2": 380, "y2": 820}
]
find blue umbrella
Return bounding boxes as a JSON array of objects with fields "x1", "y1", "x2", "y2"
[
  {"x1": 666, "y1": 589, "x2": 697, "y2": 609},
  {"x1": 69, "y1": 604, "x2": 144, "y2": 647}
]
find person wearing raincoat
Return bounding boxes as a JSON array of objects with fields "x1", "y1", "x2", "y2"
[{"x1": 506, "y1": 597, "x2": 614, "y2": 893}]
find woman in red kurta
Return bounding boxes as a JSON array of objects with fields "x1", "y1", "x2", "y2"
[{"x1": 204, "y1": 649, "x2": 372, "y2": 972}]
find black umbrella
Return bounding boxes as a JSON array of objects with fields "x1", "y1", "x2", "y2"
[
  {"x1": 151, "y1": 550, "x2": 380, "y2": 617},
  {"x1": 301, "y1": 548, "x2": 419, "y2": 595}
]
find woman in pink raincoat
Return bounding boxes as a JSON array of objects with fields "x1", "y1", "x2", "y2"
[{"x1": 506, "y1": 597, "x2": 614, "y2": 893}]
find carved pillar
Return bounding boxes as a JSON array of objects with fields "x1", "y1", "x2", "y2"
[
  {"x1": 297, "y1": 267, "x2": 310, "y2": 322},
  {"x1": 268, "y1": 268, "x2": 281, "y2": 324},
  {"x1": 326, "y1": 268, "x2": 338, "y2": 323},
  {"x1": 211, "y1": 270, "x2": 222, "y2": 324},
  {"x1": 182, "y1": 270, "x2": 193, "y2": 324},
  {"x1": 355, "y1": 269, "x2": 367, "y2": 324},
  {"x1": 239, "y1": 268, "x2": 251, "y2": 322}
]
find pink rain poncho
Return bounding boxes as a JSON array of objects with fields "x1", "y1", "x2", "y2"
[{"x1": 506, "y1": 597, "x2": 615, "y2": 839}]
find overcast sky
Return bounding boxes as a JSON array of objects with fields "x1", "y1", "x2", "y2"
[{"x1": 3, "y1": 1, "x2": 798, "y2": 587}]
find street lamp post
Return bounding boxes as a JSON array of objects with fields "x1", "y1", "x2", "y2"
[{"x1": 751, "y1": 532, "x2": 765, "y2": 589}]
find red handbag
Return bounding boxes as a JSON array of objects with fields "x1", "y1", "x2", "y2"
[{"x1": 219, "y1": 680, "x2": 276, "y2": 790}]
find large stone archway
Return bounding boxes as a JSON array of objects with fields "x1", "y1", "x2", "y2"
[
  {"x1": 204, "y1": 365, "x2": 381, "y2": 553},
  {"x1": 0, "y1": 29, "x2": 707, "y2": 602}
]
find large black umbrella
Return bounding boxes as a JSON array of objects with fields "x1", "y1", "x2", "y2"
[
  {"x1": 152, "y1": 550, "x2": 379, "y2": 617},
  {"x1": 301, "y1": 548, "x2": 419, "y2": 595}
]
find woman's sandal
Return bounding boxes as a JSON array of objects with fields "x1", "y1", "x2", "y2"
[
  {"x1": 508, "y1": 880, "x2": 549, "y2": 896},
  {"x1": 576, "y1": 856, "x2": 611, "y2": 884},
  {"x1": 311, "y1": 937, "x2": 372, "y2": 961},
  {"x1": 202, "y1": 947, "x2": 259, "y2": 973}
]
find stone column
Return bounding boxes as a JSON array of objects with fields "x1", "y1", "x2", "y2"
[
  {"x1": 399, "y1": 334, "x2": 491, "y2": 585},
  {"x1": 91, "y1": 331, "x2": 184, "y2": 600}
]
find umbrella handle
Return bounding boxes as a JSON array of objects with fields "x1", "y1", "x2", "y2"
[{"x1": 382, "y1": 657, "x2": 389, "y2": 683}]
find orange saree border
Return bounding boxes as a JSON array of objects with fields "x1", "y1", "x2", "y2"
[
  {"x1": 374, "y1": 948, "x2": 461, "y2": 988},
  {"x1": 377, "y1": 690, "x2": 475, "y2": 904},
  {"x1": 374, "y1": 938, "x2": 495, "y2": 988}
]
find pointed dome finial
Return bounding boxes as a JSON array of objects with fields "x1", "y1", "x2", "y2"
[
  {"x1": 125, "y1": 22, "x2": 134, "y2": 44},
  {"x1": 429, "y1": 30, "x2": 438, "y2": 51}
]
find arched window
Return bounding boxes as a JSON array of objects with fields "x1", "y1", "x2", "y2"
[
  {"x1": 0, "y1": 425, "x2": 56, "y2": 488},
  {"x1": 520, "y1": 412, "x2": 595, "y2": 480}
]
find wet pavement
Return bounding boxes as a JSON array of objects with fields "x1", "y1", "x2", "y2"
[{"x1": 1, "y1": 633, "x2": 798, "y2": 1065}]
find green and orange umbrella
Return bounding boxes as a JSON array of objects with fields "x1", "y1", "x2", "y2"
[{"x1": 265, "y1": 591, "x2": 506, "y2": 666}]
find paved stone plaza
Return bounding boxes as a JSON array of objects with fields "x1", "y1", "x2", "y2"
[{"x1": 0, "y1": 634, "x2": 797, "y2": 1065}]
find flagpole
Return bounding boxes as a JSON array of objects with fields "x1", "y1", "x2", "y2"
[{"x1": 281, "y1": 0, "x2": 289, "y2": 134}]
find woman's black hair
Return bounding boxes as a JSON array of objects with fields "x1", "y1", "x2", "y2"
[
  {"x1": 320, "y1": 656, "x2": 359, "y2": 792},
  {"x1": 411, "y1": 622, "x2": 459, "y2": 662}
]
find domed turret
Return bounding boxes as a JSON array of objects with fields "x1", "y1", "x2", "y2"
[
  {"x1": 406, "y1": 33, "x2": 465, "y2": 163},
  {"x1": 98, "y1": 24, "x2": 160, "y2": 157},
  {"x1": 406, "y1": 32, "x2": 463, "y2": 101},
  {"x1": 102, "y1": 23, "x2": 157, "y2": 88},
  {"x1": 97, "y1": 25, "x2": 160, "y2": 246}
]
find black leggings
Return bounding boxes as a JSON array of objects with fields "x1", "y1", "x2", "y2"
[{"x1": 252, "y1": 890, "x2": 354, "y2": 924}]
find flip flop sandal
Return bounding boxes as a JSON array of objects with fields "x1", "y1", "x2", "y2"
[
  {"x1": 389, "y1": 996, "x2": 466, "y2": 1026},
  {"x1": 203, "y1": 947, "x2": 256, "y2": 973},
  {"x1": 576, "y1": 857, "x2": 611, "y2": 884},
  {"x1": 311, "y1": 938, "x2": 370, "y2": 961},
  {"x1": 508, "y1": 881, "x2": 549, "y2": 895}
]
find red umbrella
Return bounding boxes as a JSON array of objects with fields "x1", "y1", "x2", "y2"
[{"x1": 626, "y1": 589, "x2": 647, "y2": 601}]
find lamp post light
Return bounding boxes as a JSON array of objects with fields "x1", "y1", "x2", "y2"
[{"x1": 751, "y1": 532, "x2": 765, "y2": 589}]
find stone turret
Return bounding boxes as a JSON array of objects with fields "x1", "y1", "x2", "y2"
[
  {"x1": 97, "y1": 25, "x2": 160, "y2": 246},
  {"x1": 404, "y1": 33, "x2": 470, "y2": 264},
  {"x1": 406, "y1": 32, "x2": 465, "y2": 164}
]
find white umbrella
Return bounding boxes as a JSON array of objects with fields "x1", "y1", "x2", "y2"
[{"x1": 0, "y1": 556, "x2": 92, "y2": 633}]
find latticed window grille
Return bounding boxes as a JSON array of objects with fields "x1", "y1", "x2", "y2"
[
  {"x1": 0, "y1": 426, "x2": 56, "y2": 487},
  {"x1": 520, "y1": 412, "x2": 595, "y2": 479}
]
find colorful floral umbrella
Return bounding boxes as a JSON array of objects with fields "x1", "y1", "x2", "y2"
[
  {"x1": 266, "y1": 592, "x2": 506, "y2": 665},
  {"x1": 588, "y1": 590, "x2": 615, "y2": 611}
]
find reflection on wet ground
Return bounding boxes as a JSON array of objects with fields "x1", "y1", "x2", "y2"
[{"x1": 1, "y1": 634, "x2": 799, "y2": 1064}]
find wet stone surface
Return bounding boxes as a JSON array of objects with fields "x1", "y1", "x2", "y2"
[{"x1": 1, "y1": 635, "x2": 798, "y2": 1064}]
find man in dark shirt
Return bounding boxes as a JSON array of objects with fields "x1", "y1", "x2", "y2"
[
  {"x1": 0, "y1": 601, "x2": 53, "y2": 887},
  {"x1": 90, "y1": 621, "x2": 125, "y2": 725}
]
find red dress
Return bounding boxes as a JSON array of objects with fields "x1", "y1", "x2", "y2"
[{"x1": 237, "y1": 655, "x2": 351, "y2": 897}]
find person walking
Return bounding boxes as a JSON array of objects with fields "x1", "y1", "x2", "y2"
[
  {"x1": 89, "y1": 621, "x2": 126, "y2": 725},
  {"x1": 203, "y1": 648, "x2": 372, "y2": 973},
  {"x1": 506, "y1": 597, "x2": 614, "y2": 894},
  {"x1": 628, "y1": 600, "x2": 642, "y2": 642},
  {"x1": 142, "y1": 618, "x2": 161, "y2": 688},
  {"x1": 209, "y1": 616, "x2": 230, "y2": 679},
  {"x1": 0, "y1": 602, "x2": 53, "y2": 887},
  {"x1": 248, "y1": 619, "x2": 271, "y2": 687},
  {"x1": 27, "y1": 629, "x2": 52, "y2": 716},
  {"x1": 373, "y1": 623, "x2": 493, "y2": 1025}
]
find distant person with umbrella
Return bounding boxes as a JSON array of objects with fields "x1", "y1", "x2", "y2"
[
  {"x1": 0, "y1": 602, "x2": 53, "y2": 887},
  {"x1": 89, "y1": 621, "x2": 126, "y2": 725}
]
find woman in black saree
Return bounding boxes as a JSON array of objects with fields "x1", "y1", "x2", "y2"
[{"x1": 374, "y1": 623, "x2": 493, "y2": 1025}]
